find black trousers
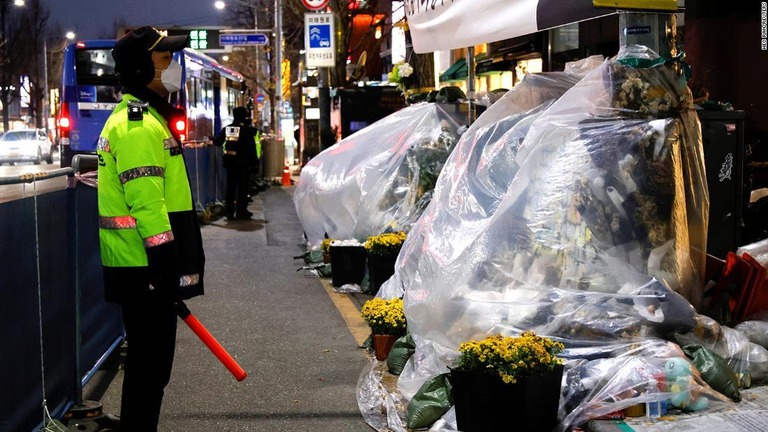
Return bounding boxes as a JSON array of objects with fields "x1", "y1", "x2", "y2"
[
  {"x1": 120, "y1": 297, "x2": 178, "y2": 432},
  {"x1": 225, "y1": 164, "x2": 251, "y2": 217}
]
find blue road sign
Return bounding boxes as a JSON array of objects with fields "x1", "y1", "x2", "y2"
[
  {"x1": 308, "y1": 24, "x2": 331, "y2": 49},
  {"x1": 219, "y1": 33, "x2": 269, "y2": 46},
  {"x1": 256, "y1": 93, "x2": 265, "y2": 103}
]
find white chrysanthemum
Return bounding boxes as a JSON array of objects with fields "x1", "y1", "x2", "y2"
[{"x1": 398, "y1": 62, "x2": 413, "y2": 78}]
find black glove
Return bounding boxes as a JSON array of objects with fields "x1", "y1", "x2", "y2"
[{"x1": 146, "y1": 241, "x2": 180, "y2": 300}]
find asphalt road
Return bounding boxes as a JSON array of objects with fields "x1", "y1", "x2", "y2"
[{"x1": 83, "y1": 185, "x2": 374, "y2": 432}]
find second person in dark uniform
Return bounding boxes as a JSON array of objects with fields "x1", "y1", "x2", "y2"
[{"x1": 214, "y1": 106, "x2": 259, "y2": 220}]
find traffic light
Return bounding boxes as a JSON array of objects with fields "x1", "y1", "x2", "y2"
[{"x1": 166, "y1": 28, "x2": 226, "y2": 53}]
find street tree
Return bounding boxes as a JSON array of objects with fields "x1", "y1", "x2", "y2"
[
  {"x1": 15, "y1": 0, "x2": 49, "y2": 129},
  {"x1": 0, "y1": 0, "x2": 48, "y2": 131}
]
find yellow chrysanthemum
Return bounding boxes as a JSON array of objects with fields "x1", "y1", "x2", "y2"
[
  {"x1": 364, "y1": 232, "x2": 408, "y2": 256},
  {"x1": 455, "y1": 331, "x2": 564, "y2": 384},
  {"x1": 360, "y1": 298, "x2": 407, "y2": 335}
]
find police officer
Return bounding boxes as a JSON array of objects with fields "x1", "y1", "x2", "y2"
[
  {"x1": 214, "y1": 106, "x2": 259, "y2": 220},
  {"x1": 97, "y1": 26, "x2": 205, "y2": 431}
]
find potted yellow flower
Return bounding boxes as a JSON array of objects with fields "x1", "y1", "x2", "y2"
[
  {"x1": 363, "y1": 231, "x2": 407, "y2": 294},
  {"x1": 360, "y1": 297, "x2": 407, "y2": 360},
  {"x1": 450, "y1": 332, "x2": 565, "y2": 432},
  {"x1": 320, "y1": 237, "x2": 334, "y2": 264}
]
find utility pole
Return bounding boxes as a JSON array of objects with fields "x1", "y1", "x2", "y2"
[
  {"x1": 41, "y1": 38, "x2": 48, "y2": 131},
  {"x1": 1, "y1": 0, "x2": 9, "y2": 132},
  {"x1": 273, "y1": 0, "x2": 282, "y2": 137}
]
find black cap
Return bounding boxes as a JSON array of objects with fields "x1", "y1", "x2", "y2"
[
  {"x1": 233, "y1": 107, "x2": 249, "y2": 121},
  {"x1": 113, "y1": 26, "x2": 188, "y2": 61},
  {"x1": 112, "y1": 26, "x2": 188, "y2": 90}
]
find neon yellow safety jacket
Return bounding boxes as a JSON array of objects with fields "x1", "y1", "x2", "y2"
[
  {"x1": 97, "y1": 93, "x2": 204, "y2": 302},
  {"x1": 255, "y1": 130, "x2": 262, "y2": 159}
]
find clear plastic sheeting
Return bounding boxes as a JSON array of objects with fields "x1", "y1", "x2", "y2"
[
  {"x1": 738, "y1": 238, "x2": 768, "y2": 268},
  {"x1": 676, "y1": 314, "x2": 768, "y2": 384},
  {"x1": 357, "y1": 358, "x2": 408, "y2": 432},
  {"x1": 370, "y1": 47, "x2": 726, "y2": 431},
  {"x1": 561, "y1": 354, "x2": 731, "y2": 428},
  {"x1": 293, "y1": 103, "x2": 466, "y2": 249},
  {"x1": 736, "y1": 316, "x2": 768, "y2": 350}
]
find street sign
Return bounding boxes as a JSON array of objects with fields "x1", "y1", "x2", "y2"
[
  {"x1": 255, "y1": 93, "x2": 265, "y2": 104},
  {"x1": 301, "y1": 0, "x2": 330, "y2": 11},
  {"x1": 219, "y1": 33, "x2": 269, "y2": 46},
  {"x1": 304, "y1": 13, "x2": 335, "y2": 68}
]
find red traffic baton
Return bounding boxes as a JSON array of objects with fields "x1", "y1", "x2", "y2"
[{"x1": 175, "y1": 301, "x2": 247, "y2": 381}]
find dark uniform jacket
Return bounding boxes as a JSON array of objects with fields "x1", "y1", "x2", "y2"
[{"x1": 214, "y1": 121, "x2": 259, "y2": 168}]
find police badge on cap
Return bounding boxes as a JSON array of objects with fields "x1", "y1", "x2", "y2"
[{"x1": 113, "y1": 26, "x2": 188, "y2": 58}]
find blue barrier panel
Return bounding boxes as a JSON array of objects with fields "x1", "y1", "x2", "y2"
[
  {"x1": 0, "y1": 191, "x2": 75, "y2": 432},
  {"x1": 69, "y1": 183, "x2": 123, "y2": 387},
  {"x1": 183, "y1": 145, "x2": 225, "y2": 213}
]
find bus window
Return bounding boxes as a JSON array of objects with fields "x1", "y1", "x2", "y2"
[{"x1": 75, "y1": 49, "x2": 120, "y2": 103}]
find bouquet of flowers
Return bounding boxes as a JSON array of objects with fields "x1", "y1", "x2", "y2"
[
  {"x1": 388, "y1": 60, "x2": 414, "y2": 95},
  {"x1": 364, "y1": 232, "x2": 407, "y2": 256},
  {"x1": 360, "y1": 297, "x2": 407, "y2": 335},
  {"x1": 455, "y1": 332, "x2": 564, "y2": 384}
]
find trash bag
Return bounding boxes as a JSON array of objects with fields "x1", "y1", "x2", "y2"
[
  {"x1": 294, "y1": 249, "x2": 324, "y2": 265},
  {"x1": 683, "y1": 344, "x2": 742, "y2": 402},
  {"x1": 387, "y1": 333, "x2": 416, "y2": 375},
  {"x1": 406, "y1": 373, "x2": 453, "y2": 429},
  {"x1": 735, "y1": 319, "x2": 768, "y2": 349}
]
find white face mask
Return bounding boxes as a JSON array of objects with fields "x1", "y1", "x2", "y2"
[{"x1": 159, "y1": 60, "x2": 182, "y2": 93}]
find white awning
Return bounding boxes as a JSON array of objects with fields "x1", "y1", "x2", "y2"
[{"x1": 405, "y1": 0, "x2": 617, "y2": 53}]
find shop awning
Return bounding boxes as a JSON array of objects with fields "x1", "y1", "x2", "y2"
[
  {"x1": 405, "y1": 0, "x2": 676, "y2": 53},
  {"x1": 476, "y1": 58, "x2": 513, "y2": 76},
  {"x1": 439, "y1": 58, "x2": 468, "y2": 82}
]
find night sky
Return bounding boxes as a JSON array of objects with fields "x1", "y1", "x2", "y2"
[{"x1": 43, "y1": 0, "x2": 227, "y2": 40}]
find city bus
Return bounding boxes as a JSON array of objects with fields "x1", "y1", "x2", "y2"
[{"x1": 56, "y1": 40, "x2": 246, "y2": 167}]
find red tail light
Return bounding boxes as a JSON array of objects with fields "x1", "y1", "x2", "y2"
[
  {"x1": 173, "y1": 117, "x2": 187, "y2": 142},
  {"x1": 57, "y1": 102, "x2": 71, "y2": 144}
]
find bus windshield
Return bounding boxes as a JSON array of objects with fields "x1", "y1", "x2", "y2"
[{"x1": 74, "y1": 48, "x2": 120, "y2": 104}]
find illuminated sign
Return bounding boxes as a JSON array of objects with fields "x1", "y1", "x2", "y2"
[{"x1": 190, "y1": 30, "x2": 208, "y2": 50}]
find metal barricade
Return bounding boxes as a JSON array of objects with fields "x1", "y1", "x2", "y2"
[{"x1": 0, "y1": 156, "x2": 123, "y2": 431}]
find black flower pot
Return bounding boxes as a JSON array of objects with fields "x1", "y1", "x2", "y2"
[
  {"x1": 329, "y1": 245, "x2": 366, "y2": 287},
  {"x1": 366, "y1": 252, "x2": 398, "y2": 294},
  {"x1": 449, "y1": 365, "x2": 564, "y2": 432}
]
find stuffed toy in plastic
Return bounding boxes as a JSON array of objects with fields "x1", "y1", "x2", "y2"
[{"x1": 665, "y1": 357, "x2": 710, "y2": 411}]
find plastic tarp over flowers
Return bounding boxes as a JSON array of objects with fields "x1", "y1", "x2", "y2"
[
  {"x1": 365, "y1": 47, "x2": 732, "y2": 431},
  {"x1": 293, "y1": 103, "x2": 465, "y2": 248}
]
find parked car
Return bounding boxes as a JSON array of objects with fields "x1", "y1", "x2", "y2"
[{"x1": 0, "y1": 129, "x2": 54, "y2": 165}]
